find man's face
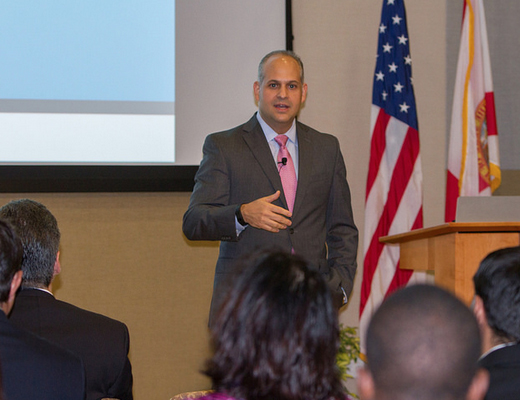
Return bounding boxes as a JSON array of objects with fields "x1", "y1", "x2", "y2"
[{"x1": 254, "y1": 55, "x2": 307, "y2": 134}]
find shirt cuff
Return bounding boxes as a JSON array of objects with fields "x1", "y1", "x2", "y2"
[{"x1": 341, "y1": 286, "x2": 348, "y2": 305}]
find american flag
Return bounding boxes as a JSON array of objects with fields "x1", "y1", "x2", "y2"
[
  {"x1": 445, "y1": 0, "x2": 500, "y2": 222},
  {"x1": 359, "y1": 0, "x2": 424, "y2": 353}
]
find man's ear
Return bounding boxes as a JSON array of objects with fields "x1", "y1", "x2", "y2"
[
  {"x1": 253, "y1": 81, "x2": 262, "y2": 106},
  {"x1": 472, "y1": 296, "x2": 487, "y2": 327},
  {"x1": 357, "y1": 367, "x2": 376, "y2": 400},
  {"x1": 53, "y1": 251, "x2": 61, "y2": 276},
  {"x1": 3, "y1": 270, "x2": 23, "y2": 315},
  {"x1": 301, "y1": 82, "x2": 308, "y2": 104},
  {"x1": 9, "y1": 270, "x2": 22, "y2": 299},
  {"x1": 466, "y1": 368, "x2": 489, "y2": 400}
]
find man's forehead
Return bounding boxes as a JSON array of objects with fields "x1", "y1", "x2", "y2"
[
  {"x1": 263, "y1": 66, "x2": 302, "y2": 83},
  {"x1": 264, "y1": 53, "x2": 299, "y2": 67}
]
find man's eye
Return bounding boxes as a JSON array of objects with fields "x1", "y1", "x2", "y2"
[
  {"x1": 269, "y1": 83, "x2": 278, "y2": 88},
  {"x1": 289, "y1": 84, "x2": 297, "y2": 89}
]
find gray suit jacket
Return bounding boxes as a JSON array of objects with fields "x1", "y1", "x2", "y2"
[{"x1": 183, "y1": 115, "x2": 358, "y2": 323}]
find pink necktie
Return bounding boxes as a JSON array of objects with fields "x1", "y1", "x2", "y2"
[{"x1": 274, "y1": 135, "x2": 297, "y2": 212}]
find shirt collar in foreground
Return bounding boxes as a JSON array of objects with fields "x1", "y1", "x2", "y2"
[
  {"x1": 479, "y1": 341, "x2": 517, "y2": 360},
  {"x1": 23, "y1": 287, "x2": 54, "y2": 297},
  {"x1": 256, "y1": 112, "x2": 297, "y2": 145}
]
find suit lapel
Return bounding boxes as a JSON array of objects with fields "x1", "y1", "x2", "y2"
[
  {"x1": 242, "y1": 116, "x2": 287, "y2": 208},
  {"x1": 293, "y1": 123, "x2": 312, "y2": 217}
]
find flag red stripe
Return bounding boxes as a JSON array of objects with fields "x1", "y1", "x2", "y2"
[
  {"x1": 366, "y1": 108, "x2": 391, "y2": 200},
  {"x1": 360, "y1": 124, "x2": 420, "y2": 313}
]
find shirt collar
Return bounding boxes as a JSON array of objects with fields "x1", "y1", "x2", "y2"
[
  {"x1": 479, "y1": 341, "x2": 517, "y2": 360},
  {"x1": 256, "y1": 112, "x2": 297, "y2": 145},
  {"x1": 23, "y1": 287, "x2": 54, "y2": 297}
]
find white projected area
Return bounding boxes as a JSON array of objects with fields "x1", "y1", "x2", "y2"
[
  {"x1": 0, "y1": 0, "x2": 286, "y2": 166},
  {"x1": 2, "y1": 114, "x2": 175, "y2": 163}
]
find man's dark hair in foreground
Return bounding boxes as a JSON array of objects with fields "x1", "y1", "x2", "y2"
[
  {"x1": 358, "y1": 284, "x2": 489, "y2": 400},
  {"x1": 0, "y1": 198, "x2": 133, "y2": 400},
  {"x1": 473, "y1": 246, "x2": 520, "y2": 400}
]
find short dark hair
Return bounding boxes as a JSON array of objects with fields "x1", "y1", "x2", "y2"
[
  {"x1": 0, "y1": 219, "x2": 23, "y2": 302},
  {"x1": 473, "y1": 246, "x2": 520, "y2": 342},
  {"x1": 205, "y1": 250, "x2": 344, "y2": 400},
  {"x1": 366, "y1": 284, "x2": 481, "y2": 400},
  {"x1": 258, "y1": 50, "x2": 304, "y2": 84},
  {"x1": 0, "y1": 199, "x2": 60, "y2": 288}
]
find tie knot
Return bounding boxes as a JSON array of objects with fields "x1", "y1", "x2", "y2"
[{"x1": 274, "y1": 135, "x2": 289, "y2": 147}]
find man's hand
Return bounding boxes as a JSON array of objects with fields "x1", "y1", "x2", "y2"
[{"x1": 240, "y1": 191, "x2": 292, "y2": 232}]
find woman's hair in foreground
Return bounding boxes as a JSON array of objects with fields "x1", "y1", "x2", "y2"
[{"x1": 205, "y1": 250, "x2": 344, "y2": 400}]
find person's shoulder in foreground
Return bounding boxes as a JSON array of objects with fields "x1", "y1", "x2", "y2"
[
  {"x1": 473, "y1": 246, "x2": 520, "y2": 400},
  {"x1": 358, "y1": 284, "x2": 489, "y2": 400},
  {"x1": 10, "y1": 287, "x2": 132, "y2": 400},
  {"x1": 0, "y1": 313, "x2": 86, "y2": 400}
]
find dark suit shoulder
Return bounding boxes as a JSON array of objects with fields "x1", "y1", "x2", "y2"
[
  {"x1": 0, "y1": 314, "x2": 85, "y2": 400},
  {"x1": 10, "y1": 289, "x2": 132, "y2": 400},
  {"x1": 479, "y1": 344, "x2": 520, "y2": 400},
  {"x1": 10, "y1": 289, "x2": 130, "y2": 357},
  {"x1": 12, "y1": 288, "x2": 128, "y2": 332},
  {"x1": 54, "y1": 297, "x2": 128, "y2": 330},
  {"x1": 479, "y1": 343, "x2": 520, "y2": 369}
]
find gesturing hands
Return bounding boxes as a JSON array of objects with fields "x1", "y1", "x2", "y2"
[{"x1": 240, "y1": 191, "x2": 292, "y2": 232}]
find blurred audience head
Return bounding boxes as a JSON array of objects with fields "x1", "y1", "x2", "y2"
[
  {"x1": 358, "y1": 284, "x2": 488, "y2": 400},
  {"x1": 0, "y1": 199, "x2": 60, "y2": 289},
  {"x1": 473, "y1": 246, "x2": 520, "y2": 348},
  {"x1": 205, "y1": 250, "x2": 344, "y2": 400},
  {"x1": 0, "y1": 219, "x2": 23, "y2": 313}
]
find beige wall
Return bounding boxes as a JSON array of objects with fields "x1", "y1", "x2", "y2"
[{"x1": 2, "y1": 2, "x2": 454, "y2": 399}]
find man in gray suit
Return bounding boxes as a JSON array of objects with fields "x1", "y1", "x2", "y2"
[{"x1": 183, "y1": 50, "x2": 358, "y2": 324}]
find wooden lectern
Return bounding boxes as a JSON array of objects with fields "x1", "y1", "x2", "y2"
[{"x1": 380, "y1": 222, "x2": 520, "y2": 305}]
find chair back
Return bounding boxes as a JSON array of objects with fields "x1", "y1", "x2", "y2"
[{"x1": 170, "y1": 390, "x2": 213, "y2": 400}]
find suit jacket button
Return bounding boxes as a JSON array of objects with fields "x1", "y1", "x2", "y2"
[{"x1": 289, "y1": 228, "x2": 294, "y2": 234}]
